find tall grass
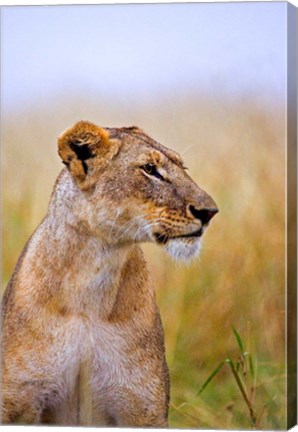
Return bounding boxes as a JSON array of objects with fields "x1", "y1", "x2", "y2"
[{"x1": 2, "y1": 95, "x2": 286, "y2": 428}]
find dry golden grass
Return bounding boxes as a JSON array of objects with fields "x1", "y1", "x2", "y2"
[{"x1": 2, "y1": 95, "x2": 286, "y2": 429}]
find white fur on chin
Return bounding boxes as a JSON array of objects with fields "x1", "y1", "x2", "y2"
[{"x1": 163, "y1": 238, "x2": 202, "y2": 262}]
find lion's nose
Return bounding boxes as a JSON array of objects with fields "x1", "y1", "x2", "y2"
[{"x1": 187, "y1": 205, "x2": 218, "y2": 225}]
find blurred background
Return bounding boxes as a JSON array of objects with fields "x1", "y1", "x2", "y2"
[{"x1": 2, "y1": 3, "x2": 287, "y2": 429}]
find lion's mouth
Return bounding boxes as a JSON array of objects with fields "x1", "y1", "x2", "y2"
[{"x1": 154, "y1": 228, "x2": 203, "y2": 245}]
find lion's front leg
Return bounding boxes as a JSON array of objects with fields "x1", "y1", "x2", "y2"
[
  {"x1": 111, "y1": 392, "x2": 169, "y2": 428},
  {"x1": 88, "y1": 386, "x2": 169, "y2": 428},
  {"x1": 1, "y1": 379, "x2": 44, "y2": 425},
  {"x1": 88, "y1": 358, "x2": 170, "y2": 427}
]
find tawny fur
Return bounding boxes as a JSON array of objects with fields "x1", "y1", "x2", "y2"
[{"x1": 1, "y1": 121, "x2": 217, "y2": 426}]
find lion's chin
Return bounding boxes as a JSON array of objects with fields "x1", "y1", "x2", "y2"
[{"x1": 163, "y1": 238, "x2": 201, "y2": 262}]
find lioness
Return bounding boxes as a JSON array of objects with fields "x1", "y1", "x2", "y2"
[{"x1": 1, "y1": 121, "x2": 218, "y2": 426}]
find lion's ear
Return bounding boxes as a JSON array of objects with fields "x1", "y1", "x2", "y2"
[{"x1": 58, "y1": 121, "x2": 120, "y2": 189}]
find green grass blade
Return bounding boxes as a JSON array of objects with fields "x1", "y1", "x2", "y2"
[
  {"x1": 197, "y1": 361, "x2": 226, "y2": 396},
  {"x1": 248, "y1": 353, "x2": 255, "y2": 379},
  {"x1": 232, "y1": 326, "x2": 245, "y2": 355},
  {"x1": 227, "y1": 357, "x2": 257, "y2": 426}
]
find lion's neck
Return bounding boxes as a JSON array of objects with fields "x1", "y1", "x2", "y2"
[
  {"x1": 19, "y1": 181, "x2": 137, "y2": 319},
  {"x1": 50, "y1": 221, "x2": 133, "y2": 317}
]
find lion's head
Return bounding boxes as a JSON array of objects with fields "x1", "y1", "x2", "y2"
[{"x1": 57, "y1": 121, "x2": 218, "y2": 261}]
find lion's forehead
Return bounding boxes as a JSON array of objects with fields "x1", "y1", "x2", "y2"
[{"x1": 106, "y1": 127, "x2": 185, "y2": 169}]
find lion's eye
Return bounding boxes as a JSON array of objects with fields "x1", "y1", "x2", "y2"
[{"x1": 142, "y1": 164, "x2": 164, "y2": 180}]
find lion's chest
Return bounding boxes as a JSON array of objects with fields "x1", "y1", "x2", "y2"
[
  {"x1": 50, "y1": 314, "x2": 135, "y2": 393},
  {"x1": 43, "y1": 316, "x2": 136, "y2": 424}
]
